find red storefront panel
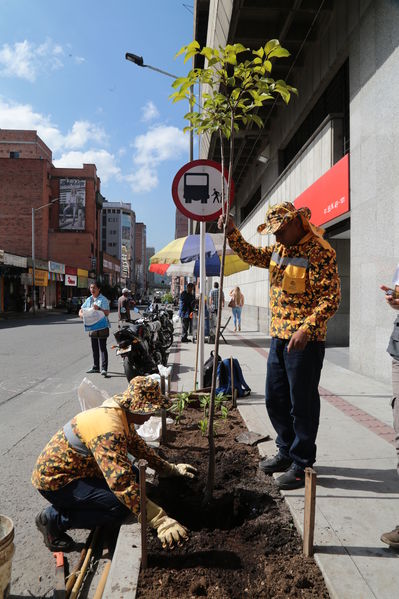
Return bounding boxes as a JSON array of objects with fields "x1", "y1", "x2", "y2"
[{"x1": 294, "y1": 154, "x2": 349, "y2": 226}]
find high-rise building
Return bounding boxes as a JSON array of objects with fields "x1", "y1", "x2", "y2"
[{"x1": 101, "y1": 202, "x2": 136, "y2": 290}]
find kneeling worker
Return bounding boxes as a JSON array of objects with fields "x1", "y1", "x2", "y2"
[{"x1": 32, "y1": 376, "x2": 197, "y2": 550}]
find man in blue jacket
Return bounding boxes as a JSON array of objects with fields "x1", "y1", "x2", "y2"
[{"x1": 178, "y1": 283, "x2": 195, "y2": 342}]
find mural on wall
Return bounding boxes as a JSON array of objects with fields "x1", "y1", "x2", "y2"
[{"x1": 59, "y1": 179, "x2": 86, "y2": 230}]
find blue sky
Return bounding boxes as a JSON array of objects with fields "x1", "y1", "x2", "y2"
[{"x1": 0, "y1": 0, "x2": 195, "y2": 250}]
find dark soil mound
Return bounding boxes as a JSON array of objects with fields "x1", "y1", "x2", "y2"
[{"x1": 136, "y1": 407, "x2": 329, "y2": 599}]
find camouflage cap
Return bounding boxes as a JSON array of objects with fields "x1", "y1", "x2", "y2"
[
  {"x1": 112, "y1": 375, "x2": 171, "y2": 415},
  {"x1": 257, "y1": 202, "x2": 311, "y2": 235}
]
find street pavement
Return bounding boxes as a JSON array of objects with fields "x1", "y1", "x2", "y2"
[{"x1": 2, "y1": 308, "x2": 399, "y2": 597}]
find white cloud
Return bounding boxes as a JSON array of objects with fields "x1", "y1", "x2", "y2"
[
  {"x1": 125, "y1": 125, "x2": 188, "y2": 193},
  {"x1": 0, "y1": 39, "x2": 65, "y2": 82},
  {"x1": 141, "y1": 100, "x2": 160, "y2": 122},
  {"x1": 53, "y1": 150, "x2": 121, "y2": 183},
  {"x1": 0, "y1": 98, "x2": 107, "y2": 152}
]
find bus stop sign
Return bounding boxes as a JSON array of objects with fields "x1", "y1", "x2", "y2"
[{"x1": 172, "y1": 159, "x2": 234, "y2": 222}]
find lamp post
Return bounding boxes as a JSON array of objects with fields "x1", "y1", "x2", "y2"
[
  {"x1": 32, "y1": 198, "x2": 59, "y2": 314},
  {"x1": 125, "y1": 52, "x2": 204, "y2": 386}
]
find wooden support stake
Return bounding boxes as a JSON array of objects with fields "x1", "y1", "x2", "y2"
[
  {"x1": 167, "y1": 373, "x2": 171, "y2": 396},
  {"x1": 139, "y1": 459, "x2": 148, "y2": 569},
  {"x1": 160, "y1": 375, "x2": 167, "y2": 443},
  {"x1": 230, "y1": 356, "x2": 236, "y2": 408},
  {"x1": 303, "y1": 467, "x2": 317, "y2": 557}
]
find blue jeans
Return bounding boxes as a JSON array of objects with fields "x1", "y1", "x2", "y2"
[
  {"x1": 232, "y1": 306, "x2": 242, "y2": 327},
  {"x1": 265, "y1": 337, "x2": 325, "y2": 470},
  {"x1": 39, "y1": 476, "x2": 134, "y2": 534}
]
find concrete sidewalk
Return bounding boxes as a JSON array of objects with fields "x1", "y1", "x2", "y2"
[{"x1": 171, "y1": 317, "x2": 399, "y2": 599}]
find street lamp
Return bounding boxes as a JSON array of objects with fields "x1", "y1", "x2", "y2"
[
  {"x1": 32, "y1": 198, "x2": 59, "y2": 314},
  {"x1": 125, "y1": 52, "x2": 194, "y2": 202}
]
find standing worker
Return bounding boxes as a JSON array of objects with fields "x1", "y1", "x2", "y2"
[
  {"x1": 79, "y1": 281, "x2": 110, "y2": 377},
  {"x1": 32, "y1": 376, "x2": 197, "y2": 551},
  {"x1": 179, "y1": 283, "x2": 195, "y2": 343},
  {"x1": 219, "y1": 202, "x2": 340, "y2": 489},
  {"x1": 118, "y1": 288, "x2": 131, "y2": 327}
]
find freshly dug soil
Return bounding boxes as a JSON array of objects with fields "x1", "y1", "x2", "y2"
[{"x1": 136, "y1": 406, "x2": 329, "y2": 599}]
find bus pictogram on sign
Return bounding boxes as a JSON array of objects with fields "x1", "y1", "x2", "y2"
[{"x1": 172, "y1": 159, "x2": 234, "y2": 222}]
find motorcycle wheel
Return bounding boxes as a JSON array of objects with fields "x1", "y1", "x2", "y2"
[
  {"x1": 123, "y1": 357, "x2": 137, "y2": 383},
  {"x1": 161, "y1": 330, "x2": 173, "y2": 348},
  {"x1": 152, "y1": 350, "x2": 166, "y2": 367}
]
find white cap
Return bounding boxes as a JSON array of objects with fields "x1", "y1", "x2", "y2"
[{"x1": 122, "y1": 288, "x2": 130, "y2": 294}]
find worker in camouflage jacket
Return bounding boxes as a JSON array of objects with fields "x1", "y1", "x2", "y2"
[
  {"x1": 219, "y1": 202, "x2": 340, "y2": 490},
  {"x1": 32, "y1": 376, "x2": 197, "y2": 551}
]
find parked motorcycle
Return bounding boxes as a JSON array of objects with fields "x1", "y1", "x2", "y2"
[{"x1": 113, "y1": 316, "x2": 169, "y2": 382}]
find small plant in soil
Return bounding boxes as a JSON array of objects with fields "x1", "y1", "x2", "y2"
[{"x1": 168, "y1": 391, "x2": 192, "y2": 423}]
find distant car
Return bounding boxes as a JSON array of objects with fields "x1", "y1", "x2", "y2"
[{"x1": 66, "y1": 296, "x2": 85, "y2": 314}]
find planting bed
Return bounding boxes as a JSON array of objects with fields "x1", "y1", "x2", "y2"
[{"x1": 136, "y1": 406, "x2": 329, "y2": 599}]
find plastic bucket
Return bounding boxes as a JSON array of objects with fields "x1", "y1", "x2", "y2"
[{"x1": 0, "y1": 515, "x2": 15, "y2": 599}]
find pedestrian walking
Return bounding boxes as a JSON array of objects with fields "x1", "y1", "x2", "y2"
[
  {"x1": 209, "y1": 281, "x2": 224, "y2": 314},
  {"x1": 178, "y1": 283, "x2": 195, "y2": 342},
  {"x1": 118, "y1": 287, "x2": 131, "y2": 327},
  {"x1": 219, "y1": 201, "x2": 340, "y2": 489},
  {"x1": 79, "y1": 281, "x2": 110, "y2": 377},
  {"x1": 380, "y1": 273, "x2": 399, "y2": 548},
  {"x1": 32, "y1": 376, "x2": 197, "y2": 551},
  {"x1": 229, "y1": 286, "x2": 244, "y2": 331}
]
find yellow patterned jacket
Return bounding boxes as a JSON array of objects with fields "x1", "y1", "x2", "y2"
[
  {"x1": 32, "y1": 405, "x2": 171, "y2": 516},
  {"x1": 228, "y1": 227, "x2": 340, "y2": 341}
]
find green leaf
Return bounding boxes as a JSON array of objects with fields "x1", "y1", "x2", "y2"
[
  {"x1": 175, "y1": 45, "x2": 188, "y2": 58},
  {"x1": 200, "y1": 46, "x2": 214, "y2": 60},
  {"x1": 253, "y1": 47, "x2": 264, "y2": 58},
  {"x1": 251, "y1": 114, "x2": 264, "y2": 128},
  {"x1": 184, "y1": 49, "x2": 198, "y2": 63},
  {"x1": 264, "y1": 39, "x2": 279, "y2": 56},
  {"x1": 264, "y1": 60, "x2": 272, "y2": 72},
  {"x1": 268, "y1": 46, "x2": 290, "y2": 59},
  {"x1": 233, "y1": 43, "x2": 248, "y2": 54}
]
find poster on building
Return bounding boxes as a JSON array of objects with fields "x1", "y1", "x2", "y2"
[{"x1": 59, "y1": 179, "x2": 86, "y2": 230}]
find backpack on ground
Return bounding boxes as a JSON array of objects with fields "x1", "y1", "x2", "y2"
[
  {"x1": 216, "y1": 358, "x2": 251, "y2": 398},
  {"x1": 203, "y1": 351, "x2": 222, "y2": 388}
]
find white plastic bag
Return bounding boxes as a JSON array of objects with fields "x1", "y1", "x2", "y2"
[
  {"x1": 172, "y1": 314, "x2": 180, "y2": 323},
  {"x1": 136, "y1": 416, "x2": 173, "y2": 442},
  {"x1": 78, "y1": 377, "x2": 111, "y2": 411}
]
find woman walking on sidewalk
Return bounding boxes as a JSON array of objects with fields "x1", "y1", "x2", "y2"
[{"x1": 229, "y1": 287, "x2": 244, "y2": 332}]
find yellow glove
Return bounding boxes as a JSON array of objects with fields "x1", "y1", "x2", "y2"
[
  {"x1": 163, "y1": 463, "x2": 198, "y2": 479},
  {"x1": 145, "y1": 499, "x2": 188, "y2": 549}
]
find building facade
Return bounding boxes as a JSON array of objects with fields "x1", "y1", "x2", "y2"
[
  {"x1": 101, "y1": 201, "x2": 136, "y2": 290},
  {"x1": 195, "y1": 0, "x2": 399, "y2": 383},
  {"x1": 0, "y1": 129, "x2": 104, "y2": 310}
]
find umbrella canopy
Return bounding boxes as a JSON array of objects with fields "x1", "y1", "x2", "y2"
[
  {"x1": 150, "y1": 253, "x2": 249, "y2": 277},
  {"x1": 150, "y1": 233, "x2": 235, "y2": 266}
]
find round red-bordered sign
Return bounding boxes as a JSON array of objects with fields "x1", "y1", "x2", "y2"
[{"x1": 171, "y1": 159, "x2": 234, "y2": 222}]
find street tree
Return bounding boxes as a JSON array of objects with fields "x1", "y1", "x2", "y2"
[{"x1": 171, "y1": 39, "x2": 297, "y2": 502}]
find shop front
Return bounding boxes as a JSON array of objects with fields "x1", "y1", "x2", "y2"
[
  {"x1": 77, "y1": 268, "x2": 89, "y2": 295},
  {"x1": 0, "y1": 251, "x2": 28, "y2": 312},
  {"x1": 48, "y1": 261, "x2": 65, "y2": 308}
]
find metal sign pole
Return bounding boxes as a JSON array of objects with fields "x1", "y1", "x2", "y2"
[{"x1": 199, "y1": 221, "x2": 205, "y2": 388}]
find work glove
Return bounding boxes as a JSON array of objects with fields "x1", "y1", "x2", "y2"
[
  {"x1": 161, "y1": 462, "x2": 198, "y2": 479},
  {"x1": 145, "y1": 499, "x2": 188, "y2": 549}
]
